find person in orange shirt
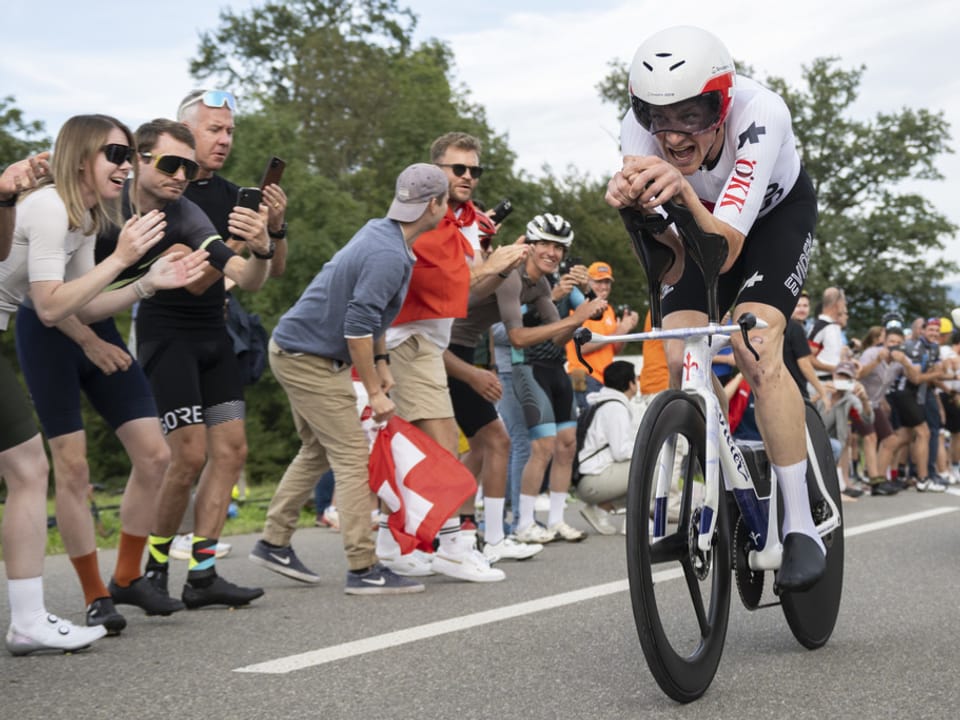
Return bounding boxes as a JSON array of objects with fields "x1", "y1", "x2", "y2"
[{"x1": 566, "y1": 261, "x2": 639, "y2": 412}]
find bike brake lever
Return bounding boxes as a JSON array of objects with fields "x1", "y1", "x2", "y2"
[
  {"x1": 737, "y1": 313, "x2": 760, "y2": 362},
  {"x1": 573, "y1": 326, "x2": 594, "y2": 375}
]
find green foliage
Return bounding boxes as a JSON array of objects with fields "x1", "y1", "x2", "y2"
[{"x1": 0, "y1": 96, "x2": 49, "y2": 162}]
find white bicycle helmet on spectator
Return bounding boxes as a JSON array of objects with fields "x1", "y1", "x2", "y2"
[
  {"x1": 526, "y1": 213, "x2": 574, "y2": 246},
  {"x1": 628, "y1": 25, "x2": 736, "y2": 136}
]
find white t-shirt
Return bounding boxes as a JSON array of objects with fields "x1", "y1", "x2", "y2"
[
  {"x1": 620, "y1": 76, "x2": 802, "y2": 237},
  {"x1": 0, "y1": 186, "x2": 95, "y2": 329}
]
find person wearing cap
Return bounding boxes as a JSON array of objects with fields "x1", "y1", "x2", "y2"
[
  {"x1": 919, "y1": 317, "x2": 951, "y2": 485},
  {"x1": 884, "y1": 319, "x2": 943, "y2": 492},
  {"x1": 249, "y1": 163, "x2": 449, "y2": 595},
  {"x1": 565, "y1": 261, "x2": 639, "y2": 412}
]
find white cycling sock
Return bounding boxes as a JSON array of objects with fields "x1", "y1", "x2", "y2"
[
  {"x1": 517, "y1": 494, "x2": 536, "y2": 532},
  {"x1": 548, "y1": 491, "x2": 568, "y2": 527},
  {"x1": 484, "y1": 497, "x2": 505, "y2": 545},
  {"x1": 375, "y1": 517, "x2": 402, "y2": 558},
  {"x1": 7, "y1": 576, "x2": 47, "y2": 628},
  {"x1": 437, "y1": 518, "x2": 461, "y2": 553},
  {"x1": 774, "y1": 461, "x2": 825, "y2": 553}
]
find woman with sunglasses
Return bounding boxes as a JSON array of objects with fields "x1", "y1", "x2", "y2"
[{"x1": 0, "y1": 114, "x2": 209, "y2": 643}]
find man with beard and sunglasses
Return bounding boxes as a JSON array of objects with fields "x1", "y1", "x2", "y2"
[
  {"x1": 96, "y1": 118, "x2": 273, "y2": 610},
  {"x1": 605, "y1": 26, "x2": 823, "y2": 591}
]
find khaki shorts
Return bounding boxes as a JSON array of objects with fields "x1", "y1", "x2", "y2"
[{"x1": 389, "y1": 334, "x2": 454, "y2": 422}]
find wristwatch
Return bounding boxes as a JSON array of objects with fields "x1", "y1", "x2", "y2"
[
  {"x1": 0, "y1": 194, "x2": 18, "y2": 207},
  {"x1": 252, "y1": 238, "x2": 276, "y2": 260},
  {"x1": 268, "y1": 222, "x2": 288, "y2": 239}
]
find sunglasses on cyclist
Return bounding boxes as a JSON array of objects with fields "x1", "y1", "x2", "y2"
[
  {"x1": 632, "y1": 93, "x2": 722, "y2": 136},
  {"x1": 178, "y1": 90, "x2": 237, "y2": 115},
  {"x1": 139, "y1": 152, "x2": 200, "y2": 181},
  {"x1": 101, "y1": 144, "x2": 135, "y2": 166},
  {"x1": 436, "y1": 163, "x2": 484, "y2": 179}
]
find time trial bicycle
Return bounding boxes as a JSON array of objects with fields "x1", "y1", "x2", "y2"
[{"x1": 574, "y1": 201, "x2": 843, "y2": 702}]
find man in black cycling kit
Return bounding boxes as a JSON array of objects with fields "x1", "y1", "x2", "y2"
[{"x1": 605, "y1": 25, "x2": 824, "y2": 591}]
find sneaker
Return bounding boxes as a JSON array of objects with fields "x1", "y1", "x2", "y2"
[
  {"x1": 432, "y1": 546, "x2": 506, "y2": 582},
  {"x1": 344, "y1": 563, "x2": 425, "y2": 595},
  {"x1": 170, "y1": 534, "x2": 232, "y2": 560},
  {"x1": 841, "y1": 486, "x2": 864, "y2": 499},
  {"x1": 248, "y1": 540, "x2": 321, "y2": 583},
  {"x1": 579, "y1": 505, "x2": 618, "y2": 535},
  {"x1": 86, "y1": 597, "x2": 127, "y2": 635},
  {"x1": 482, "y1": 535, "x2": 543, "y2": 563},
  {"x1": 916, "y1": 477, "x2": 947, "y2": 493},
  {"x1": 182, "y1": 575, "x2": 264, "y2": 609},
  {"x1": 6, "y1": 615, "x2": 107, "y2": 656},
  {"x1": 380, "y1": 549, "x2": 435, "y2": 577},
  {"x1": 548, "y1": 521, "x2": 587, "y2": 542},
  {"x1": 514, "y1": 522, "x2": 556, "y2": 544},
  {"x1": 318, "y1": 506, "x2": 340, "y2": 531},
  {"x1": 109, "y1": 576, "x2": 186, "y2": 616},
  {"x1": 870, "y1": 481, "x2": 900, "y2": 497}
]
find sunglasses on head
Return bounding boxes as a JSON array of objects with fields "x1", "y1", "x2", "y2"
[
  {"x1": 179, "y1": 90, "x2": 237, "y2": 115},
  {"x1": 101, "y1": 144, "x2": 135, "y2": 166},
  {"x1": 437, "y1": 163, "x2": 484, "y2": 179},
  {"x1": 139, "y1": 152, "x2": 200, "y2": 181}
]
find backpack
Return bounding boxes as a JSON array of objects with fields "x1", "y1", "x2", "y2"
[
  {"x1": 807, "y1": 317, "x2": 834, "y2": 355},
  {"x1": 225, "y1": 293, "x2": 269, "y2": 386},
  {"x1": 572, "y1": 398, "x2": 618, "y2": 487}
]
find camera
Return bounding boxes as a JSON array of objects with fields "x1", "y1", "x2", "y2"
[
  {"x1": 558, "y1": 256, "x2": 583, "y2": 276},
  {"x1": 616, "y1": 304, "x2": 631, "y2": 318}
]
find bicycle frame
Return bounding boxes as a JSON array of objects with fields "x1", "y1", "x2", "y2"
[{"x1": 580, "y1": 323, "x2": 841, "y2": 570}]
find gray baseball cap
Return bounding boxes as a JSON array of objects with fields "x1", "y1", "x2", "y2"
[{"x1": 387, "y1": 163, "x2": 448, "y2": 222}]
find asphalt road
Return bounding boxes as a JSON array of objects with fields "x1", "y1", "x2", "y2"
[{"x1": 3, "y1": 489, "x2": 960, "y2": 720}]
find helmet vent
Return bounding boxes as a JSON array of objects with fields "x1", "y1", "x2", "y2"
[{"x1": 669, "y1": 60, "x2": 686, "y2": 71}]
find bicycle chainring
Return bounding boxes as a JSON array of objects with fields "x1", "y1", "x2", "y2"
[{"x1": 733, "y1": 514, "x2": 764, "y2": 610}]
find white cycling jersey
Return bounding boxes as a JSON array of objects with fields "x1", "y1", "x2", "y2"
[{"x1": 620, "y1": 76, "x2": 802, "y2": 238}]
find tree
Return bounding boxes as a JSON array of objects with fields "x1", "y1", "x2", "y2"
[
  {"x1": 0, "y1": 96, "x2": 49, "y2": 163},
  {"x1": 596, "y1": 57, "x2": 957, "y2": 337}
]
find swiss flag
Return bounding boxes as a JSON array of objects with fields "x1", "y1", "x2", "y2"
[{"x1": 368, "y1": 416, "x2": 477, "y2": 554}]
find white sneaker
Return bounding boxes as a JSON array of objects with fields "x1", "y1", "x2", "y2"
[
  {"x1": 432, "y1": 543, "x2": 505, "y2": 582},
  {"x1": 5, "y1": 615, "x2": 107, "y2": 656},
  {"x1": 482, "y1": 535, "x2": 543, "y2": 563},
  {"x1": 548, "y1": 521, "x2": 587, "y2": 542},
  {"x1": 380, "y1": 549, "x2": 436, "y2": 577},
  {"x1": 515, "y1": 522, "x2": 556, "y2": 544},
  {"x1": 579, "y1": 505, "x2": 617, "y2": 535},
  {"x1": 169, "y1": 534, "x2": 232, "y2": 560}
]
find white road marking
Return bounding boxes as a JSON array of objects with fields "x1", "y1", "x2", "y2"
[{"x1": 233, "y1": 507, "x2": 957, "y2": 674}]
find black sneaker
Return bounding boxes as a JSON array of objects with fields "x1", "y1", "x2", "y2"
[
  {"x1": 109, "y1": 575, "x2": 186, "y2": 616},
  {"x1": 181, "y1": 575, "x2": 264, "y2": 609},
  {"x1": 86, "y1": 597, "x2": 127, "y2": 635},
  {"x1": 870, "y1": 481, "x2": 899, "y2": 497},
  {"x1": 249, "y1": 539, "x2": 321, "y2": 583}
]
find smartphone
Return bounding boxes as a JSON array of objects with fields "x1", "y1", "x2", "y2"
[
  {"x1": 259, "y1": 156, "x2": 286, "y2": 190},
  {"x1": 236, "y1": 187, "x2": 262, "y2": 211},
  {"x1": 489, "y1": 197, "x2": 513, "y2": 224}
]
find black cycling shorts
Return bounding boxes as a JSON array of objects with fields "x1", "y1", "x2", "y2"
[
  {"x1": 447, "y1": 343, "x2": 499, "y2": 439},
  {"x1": 886, "y1": 389, "x2": 925, "y2": 430},
  {"x1": 662, "y1": 167, "x2": 817, "y2": 322},
  {"x1": 138, "y1": 329, "x2": 245, "y2": 435},
  {"x1": 512, "y1": 361, "x2": 576, "y2": 439},
  {"x1": 943, "y1": 394, "x2": 960, "y2": 434},
  {"x1": 15, "y1": 307, "x2": 157, "y2": 439},
  {"x1": 0, "y1": 339, "x2": 39, "y2": 452}
]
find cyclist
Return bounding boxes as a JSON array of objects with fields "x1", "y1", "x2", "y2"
[{"x1": 605, "y1": 25, "x2": 824, "y2": 590}]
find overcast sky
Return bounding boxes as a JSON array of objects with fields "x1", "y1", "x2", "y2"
[{"x1": 5, "y1": 0, "x2": 959, "y2": 285}]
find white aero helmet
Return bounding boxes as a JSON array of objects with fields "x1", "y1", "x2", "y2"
[
  {"x1": 526, "y1": 213, "x2": 574, "y2": 247},
  {"x1": 628, "y1": 25, "x2": 736, "y2": 136}
]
